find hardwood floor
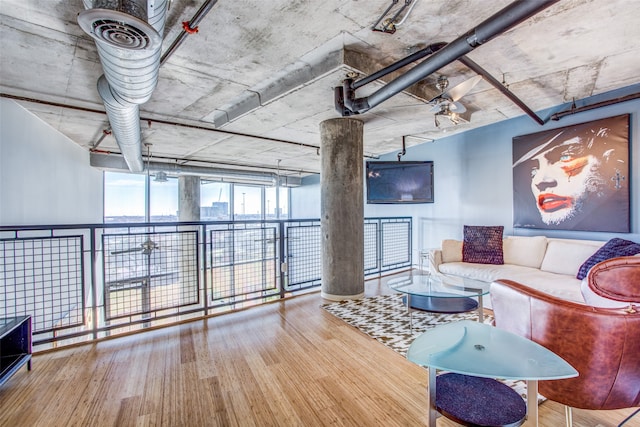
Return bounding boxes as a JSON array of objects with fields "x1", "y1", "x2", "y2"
[{"x1": 1, "y1": 274, "x2": 638, "y2": 426}]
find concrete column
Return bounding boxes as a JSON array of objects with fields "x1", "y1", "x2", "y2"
[
  {"x1": 178, "y1": 175, "x2": 200, "y2": 305},
  {"x1": 320, "y1": 118, "x2": 364, "y2": 301},
  {"x1": 178, "y1": 175, "x2": 200, "y2": 221}
]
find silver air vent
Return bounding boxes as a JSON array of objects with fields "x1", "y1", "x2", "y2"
[
  {"x1": 78, "y1": 10, "x2": 160, "y2": 50},
  {"x1": 79, "y1": 0, "x2": 168, "y2": 173}
]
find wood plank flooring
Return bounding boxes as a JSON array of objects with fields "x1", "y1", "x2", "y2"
[{"x1": 1, "y1": 274, "x2": 638, "y2": 426}]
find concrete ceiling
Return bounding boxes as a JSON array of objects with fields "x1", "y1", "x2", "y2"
[{"x1": 1, "y1": 0, "x2": 640, "y2": 182}]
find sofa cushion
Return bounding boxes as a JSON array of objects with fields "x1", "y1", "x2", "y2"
[
  {"x1": 438, "y1": 262, "x2": 585, "y2": 303},
  {"x1": 576, "y1": 238, "x2": 640, "y2": 280},
  {"x1": 462, "y1": 225, "x2": 504, "y2": 265},
  {"x1": 442, "y1": 239, "x2": 463, "y2": 263},
  {"x1": 439, "y1": 261, "x2": 513, "y2": 283},
  {"x1": 540, "y1": 240, "x2": 602, "y2": 276},
  {"x1": 503, "y1": 236, "x2": 548, "y2": 269}
]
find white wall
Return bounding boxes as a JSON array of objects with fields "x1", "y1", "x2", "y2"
[
  {"x1": 291, "y1": 85, "x2": 640, "y2": 262},
  {"x1": 0, "y1": 99, "x2": 103, "y2": 225}
]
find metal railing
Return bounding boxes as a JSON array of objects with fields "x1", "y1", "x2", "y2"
[{"x1": 0, "y1": 217, "x2": 411, "y2": 350}]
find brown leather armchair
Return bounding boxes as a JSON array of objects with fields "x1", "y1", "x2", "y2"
[
  {"x1": 490, "y1": 264, "x2": 640, "y2": 426},
  {"x1": 582, "y1": 256, "x2": 640, "y2": 309}
]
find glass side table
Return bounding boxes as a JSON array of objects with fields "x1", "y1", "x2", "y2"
[{"x1": 407, "y1": 320, "x2": 578, "y2": 427}]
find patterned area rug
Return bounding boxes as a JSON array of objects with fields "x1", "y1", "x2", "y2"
[{"x1": 322, "y1": 294, "x2": 544, "y2": 403}]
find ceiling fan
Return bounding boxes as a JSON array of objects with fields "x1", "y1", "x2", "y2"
[
  {"x1": 429, "y1": 75, "x2": 482, "y2": 127},
  {"x1": 111, "y1": 237, "x2": 159, "y2": 255}
]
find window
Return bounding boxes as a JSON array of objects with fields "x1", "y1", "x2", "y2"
[
  {"x1": 265, "y1": 186, "x2": 289, "y2": 219},
  {"x1": 104, "y1": 172, "x2": 145, "y2": 223},
  {"x1": 234, "y1": 185, "x2": 262, "y2": 220},
  {"x1": 201, "y1": 182, "x2": 230, "y2": 221},
  {"x1": 105, "y1": 173, "x2": 290, "y2": 223},
  {"x1": 279, "y1": 186, "x2": 289, "y2": 219},
  {"x1": 150, "y1": 176, "x2": 178, "y2": 221},
  {"x1": 265, "y1": 187, "x2": 277, "y2": 219}
]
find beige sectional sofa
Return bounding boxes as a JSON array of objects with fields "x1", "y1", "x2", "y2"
[{"x1": 428, "y1": 236, "x2": 607, "y2": 304}]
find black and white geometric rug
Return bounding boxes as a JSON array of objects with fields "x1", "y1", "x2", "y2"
[{"x1": 322, "y1": 294, "x2": 545, "y2": 403}]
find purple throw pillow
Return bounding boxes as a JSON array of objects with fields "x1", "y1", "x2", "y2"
[
  {"x1": 577, "y1": 238, "x2": 640, "y2": 280},
  {"x1": 462, "y1": 225, "x2": 504, "y2": 265}
]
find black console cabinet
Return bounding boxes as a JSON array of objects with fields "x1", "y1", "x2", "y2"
[{"x1": 0, "y1": 316, "x2": 32, "y2": 386}]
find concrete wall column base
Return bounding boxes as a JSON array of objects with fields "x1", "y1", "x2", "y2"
[{"x1": 321, "y1": 291, "x2": 365, "y2": 301}]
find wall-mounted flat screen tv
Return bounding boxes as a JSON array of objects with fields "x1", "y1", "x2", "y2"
[{"x1": 366, "y1": 161, "x2": 434, "y2": 204}]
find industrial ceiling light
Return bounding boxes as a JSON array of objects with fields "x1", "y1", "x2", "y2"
[
  {"x1": 154, "y1": 171, "x2": 168, "y2": 182},
  {"x1": 433, "y1": 103, "x2": 464, "y2": 128}
]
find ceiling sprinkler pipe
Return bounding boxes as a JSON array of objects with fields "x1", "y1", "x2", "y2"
[
  {"x1": 371, "y1": 0, "x2": 399, "y2": 31},
  {"x1": 394, "y1": 0, "x2": 420, "y2": 27},
  {"x1": 160, "y1": 0, "x2": 220, "y2": 66},
  {"x1": 384, "y1": 1, "x2": 410, "y2": 32},
  {"x1": 550, "y1": 92, "x2": 640, "y2": 121}
]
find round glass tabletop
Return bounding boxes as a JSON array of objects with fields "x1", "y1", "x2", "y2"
[{"x1": 388, "y1": 274, "x2": 491, "y2": 299}]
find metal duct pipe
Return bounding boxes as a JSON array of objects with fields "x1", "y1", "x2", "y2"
[
  {"x1": 346, "y1": 0, "x2": 559, "y2": 114},
  {"x1": 78, "y1": 0, "x2": 169, "y2": 172},
  {"x1": 89, "y1": 152, "x2": 303, "y2": 187},
  {"x1": 150, "y1": 162, "x2": 278, "y2": 185},
  {"x1": 97, "y1": 75, "x2": 144, "y2": 170}
]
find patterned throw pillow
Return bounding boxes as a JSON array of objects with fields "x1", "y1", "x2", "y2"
[
  {"x1": 577, "y1": 238, "x2": 640, "y2": 280},
  {"x1": 462, "y1": 225, "x2": 504, "y2": 265}
]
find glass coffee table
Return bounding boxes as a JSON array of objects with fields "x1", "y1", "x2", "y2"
[
  {"x1": 388, "y1": 274, "x2": 491, "y2": 323},
  {"x1": 407, "y1": 320, "x2": 578, "y2": 426}
]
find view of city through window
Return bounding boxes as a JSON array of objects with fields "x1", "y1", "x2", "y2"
[{"x1": 104, "y1": 172, "x2": 289, "y2": 223}]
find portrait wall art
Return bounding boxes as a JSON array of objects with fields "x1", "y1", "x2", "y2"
[{"x1": 512, "y1": 114, "x2": 630, "y2": 233}]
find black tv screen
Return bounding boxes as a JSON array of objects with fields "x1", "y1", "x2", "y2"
[{"x1": 366, "y1": 161, "x2": 434, "y2": 204}]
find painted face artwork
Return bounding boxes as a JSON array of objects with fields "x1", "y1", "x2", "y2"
[
  {"x1": 512, "y1": 115, "x2": 629, "y2": 233},
  {"x1": 528, "y1": 135, "x2": 605, "y2": 225}
]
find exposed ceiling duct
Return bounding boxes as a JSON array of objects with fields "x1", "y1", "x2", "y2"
[
  {"x1": 90, "y1": 152, "x2": 303, "y2": 187},
  {"x1": 78, "y1": 0, "x2": 169, "y2": 173}
]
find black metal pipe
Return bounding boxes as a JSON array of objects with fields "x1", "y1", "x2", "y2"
[
  {"x1": 160, "y1": 0, "x2": 220, "y2": 66},
  {"x1": 397, "y1": 136, "x2": 406, "y2": 161},
  {"x1": 550, "y1": 92, "x2": 640, "y2": 121},
  {"x1": 457, "y1": 56, "x2": 544, "y2": 125},
  {"x1": 343, "y1": 78, "x2": 357, "y2": 113},
  {"x1": 350, "y1": 0, "x2": 560, "y2": 114},
  {"x1": 352, "y1": 42, "x2": 446, "y2": 90},
  {"x1": 349, "y1": 37, "x2": 468, "y2": 113}
]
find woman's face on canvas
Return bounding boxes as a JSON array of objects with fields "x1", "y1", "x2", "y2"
[{"x1": 529, "y1": 136, "x2": 600, "y2": 225}]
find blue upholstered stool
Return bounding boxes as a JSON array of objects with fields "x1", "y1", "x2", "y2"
[{"x1": 436, "y1": 373, "x2": 527, "y2": 427}]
